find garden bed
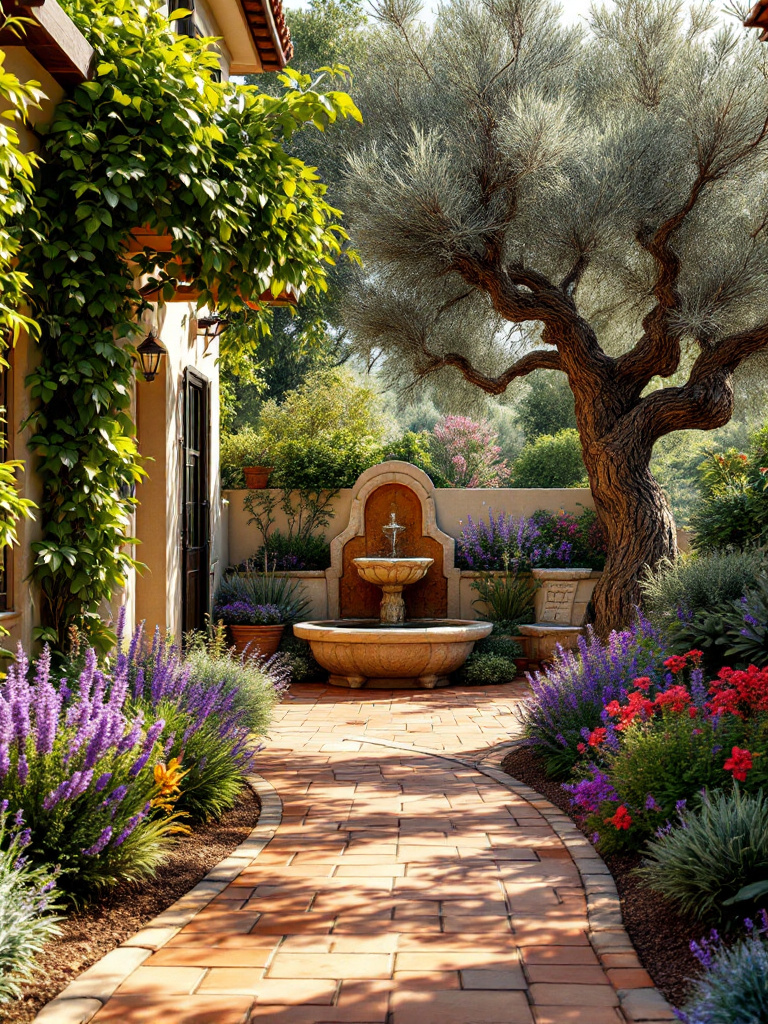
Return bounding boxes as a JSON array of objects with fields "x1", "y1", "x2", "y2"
[
  {"x1": 501, "y1": 745, "x2": 699, "y2": 1009},
  {"x1": 2, "y1": 787, "x2": 261, "y2": 1024}
]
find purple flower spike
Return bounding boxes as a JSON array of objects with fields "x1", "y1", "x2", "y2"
[{"x1": 83, "y1": 826, "x2": 113, "y2": 857}]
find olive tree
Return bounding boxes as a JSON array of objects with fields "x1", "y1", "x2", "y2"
[{"x1": 343, "y1": 0, "x2": 768, "y2": 630}]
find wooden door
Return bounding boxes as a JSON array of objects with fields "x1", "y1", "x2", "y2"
[{"x1": 181, "y1": 368, "x2": 210, "y2": 634}]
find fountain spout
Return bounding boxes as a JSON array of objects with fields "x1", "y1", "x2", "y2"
[{"x1": 382, "y1": 511, "x2": 405, "y2": 557}]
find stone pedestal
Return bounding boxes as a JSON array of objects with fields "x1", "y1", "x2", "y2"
[{"x1": 526, "y1": 568, "x2": 595, "y2": 663}]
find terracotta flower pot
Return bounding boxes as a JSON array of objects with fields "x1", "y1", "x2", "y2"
[
  {"x1": 513, "y1": 657, "x2": 529, "y2": 676},
  {"x1": 243, "y1": 466, "x2": 274, "y2": 489},
  {"x1": 229, "y1": 624, "x2": 285, "y2": 659}
]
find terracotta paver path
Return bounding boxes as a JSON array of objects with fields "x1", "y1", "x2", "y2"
[{"x1": 72, "y1": 682, "x2": 672, "y2": 1024}]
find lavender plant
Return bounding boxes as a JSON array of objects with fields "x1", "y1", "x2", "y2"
[
  {"x1": 213, "y1": 601, "x2": 284, "y2": 626},
  {"x1": 676, "y1": 916, "x2": 768, "y2": 1023},
  {"x1": 126, "y1": 619, "x2": 284, "y2": 819},
  {"x1": 455, "y1": 508, "x2": 606, "y2": 572},
  {"x1": 521, "y1": 616, "x2": 667, "y2": 778},
  {"x1": 0, "y1": 644, "x2": 179, "y2": 893},
  {"x1": 0, "y1": 802, "x2": 61, "y2": 1003}
]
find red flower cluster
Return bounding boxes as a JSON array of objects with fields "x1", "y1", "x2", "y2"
[
  {"x1": 633, "y1": 677, "x2": 652, "y2": 691},
  {"x1": 655, "y1": 686, "x2": 692, "y2": 714},
  {"x1": 707, "y1": 666, "x2": 768, "y2": 719},
  {"x1": 723, "y1": 746, "x2": 754, "y2": 782},
  {"x1": 605, "y1": 690, "x2": 656, "y2": 730},
  {"x1": 664, "y1": 650, "x2": 703, "y2": 675},
  {"x1": 604, "y1": 805, "x2": 632, "y2": 830},
  {"x1": 588, "y1": 727, "x2": 607, "y2": 748}
]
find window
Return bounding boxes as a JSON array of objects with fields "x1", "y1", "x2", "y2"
[{"x1": 168, "y1": 0, "x2": 196, "y2": 38}]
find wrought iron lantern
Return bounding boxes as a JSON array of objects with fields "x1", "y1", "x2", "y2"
[{"x1": 136, "y1": 331, "x2": 166, "y2": 382}]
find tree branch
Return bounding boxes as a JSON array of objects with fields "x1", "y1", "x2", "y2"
[
  {"x1": 617, "y1": 106, "x2": 768, "y2": 391},
  {"x1": 422, "y1": 347, "x2": 563, "y2": 395},
  {"x1": 615, "y1": 169, "x2": 714, "y2": 389},
  {"x1": 625, "y1": 322, "x2": 768, "y2": 444}
]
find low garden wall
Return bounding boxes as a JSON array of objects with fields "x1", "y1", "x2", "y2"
[
  {"x1": 224, "y1": 486, "x2": 597, "y2": 566},
  {"x1": 223, "y1": 486, "x2": 690, "y2": 622}
]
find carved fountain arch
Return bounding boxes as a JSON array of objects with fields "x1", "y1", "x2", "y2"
[{"x1": 326, "y1": 462, "x2": 461, "y2": 619}]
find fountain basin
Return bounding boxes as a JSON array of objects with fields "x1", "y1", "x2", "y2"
[
  {"x1": 293, "y1": 618, "x2": 492, "y2": 690},
  {"x1": 353, "y1": 557, "x2": 434, "y2": 588}
]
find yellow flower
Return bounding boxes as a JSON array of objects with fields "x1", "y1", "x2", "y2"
[{"x1": 153, "y1": 757, "x2": 188, "y2": 799}]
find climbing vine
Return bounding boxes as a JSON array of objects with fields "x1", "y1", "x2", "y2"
[
  {"x1": 21, "y1": 0, "x2": 360, "y2": 651},
  {"x1": 0, "y1": 6, "x2": 40, "y2": 567}
]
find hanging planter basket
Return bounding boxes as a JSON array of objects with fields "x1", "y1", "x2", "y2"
[{"x1": 126, "y1": 227, "x2": 301, "y2": 305}]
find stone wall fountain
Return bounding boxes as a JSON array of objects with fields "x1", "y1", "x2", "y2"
[{"x1": 294, "y1": 463, "x2": 491, "y2": 689}]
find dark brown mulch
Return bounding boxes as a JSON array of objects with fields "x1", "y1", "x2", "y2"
[
  {"x1": 1, "y1": 787, "x2": 261, "y2": 1024},
  {"x1": 501, "y1": 745, "x2": 700, "y2": 1009}
]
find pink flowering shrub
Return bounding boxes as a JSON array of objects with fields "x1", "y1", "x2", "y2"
[{"x1": 429, "y1": 416, "x2": 510, "y2": 487}]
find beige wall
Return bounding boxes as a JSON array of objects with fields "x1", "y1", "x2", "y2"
[{"x1": 133, "y1": 304, "x2": 224, "y2": 638}]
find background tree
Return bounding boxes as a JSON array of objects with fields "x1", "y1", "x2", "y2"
[
  {"x1": 343, "y1": 0, "x2": 768, "y2": 630},
  {"x1": 517, "y1": 370, "x2": 577, "y2": 441},
  {"x1": 222, "y1": 0, "x2": 369, "y2": 426}
]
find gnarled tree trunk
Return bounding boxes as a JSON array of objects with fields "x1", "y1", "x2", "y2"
[{"x1": 584, "y1": 436, "x2": 677, "y2": 632}]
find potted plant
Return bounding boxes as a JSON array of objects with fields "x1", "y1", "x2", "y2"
[
  {"x1": 215, "y1": 600, "x2": 286, "y2": 658},
  {"x1": 213, "y1": 567, "x2": 310, "y2": 658},
  {"x1": 242, "y1": 439, "x2": 274, "y2": 490},
  {"x1": 243, "y1": 464, "x2": 274, "y2": 489}
]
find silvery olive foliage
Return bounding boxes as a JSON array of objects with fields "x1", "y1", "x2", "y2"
[{"x1": 343, "y1": 0, "x2": 768, "y2": 394}]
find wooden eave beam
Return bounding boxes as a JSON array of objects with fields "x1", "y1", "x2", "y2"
[{"x1": 0, "y1": 0, "x2": 93, "y2": 84}]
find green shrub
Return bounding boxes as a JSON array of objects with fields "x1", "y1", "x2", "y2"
[
  {"x1": 463, "y1": 652, "x2": 518, "y2": 686},
  {"x1": 604, "y1": 716, "x2": 732, "y2": 845},
  {"x1": 640, "y1": 549, "x2": 766, "y2": 673},
  {"x1": 0, "y1": 808, "x2": 61, "y2": 1003},
  {"x1": 258, "y1": 367, "x2": 390, "y2": 490},
  {"x1": 470, "y1": 570, "x2": 537, "y2": 631},
  {"x1": 475, "y1": 634, "x2": 523, "y2": 660},
  {"x1": 517, "y1": 370, "x2": 576, "y2": 442},
  {"x1": 271, "y1": 433, "x2": 382, "y2": 491},
  {"x1": 636, "y1": 788, "x2": 768, "y2": 924},
  {"x1": 676, "y1": 925, "x2": 768, "y2": 1024},
  {"x1": 382, "y1": 430, "x2": 449, "y2": 487},
  {"x1": 690, "y1": 430, "x2": 768, "y2": 551},
  {"x1": 279, "y1": 630, "x2": 325, "y2": 684},
  {"x1": 512, "y1": 429, "x2": 587, "y2": 488}
]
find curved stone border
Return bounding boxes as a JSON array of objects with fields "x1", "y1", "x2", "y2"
[
  {"x1": 345, "y1": 734, "x2": 675, "y2": 1023},
  {"x1": 32, "y1": 773, "x2": 283, "y2": 1024}
]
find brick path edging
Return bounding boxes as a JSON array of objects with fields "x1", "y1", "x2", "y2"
[
  {"x1": 32, "y1": 774, "x2": 283, "y2": 1024},
  {"x1": 346, "y1": 734, "x2": 675, "y2": 1023}
]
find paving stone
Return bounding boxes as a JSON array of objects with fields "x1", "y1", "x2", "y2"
[
  {"x1": 32, "y1": 999, "x2": 102, "y2": 1024},
  {"x1": 390, "y1": 990, "x2": 534, "y2": 1024}
]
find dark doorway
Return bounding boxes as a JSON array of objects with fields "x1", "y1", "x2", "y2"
[{"x1": 181, "y1": 368, "x2": 210, "y2": 634}]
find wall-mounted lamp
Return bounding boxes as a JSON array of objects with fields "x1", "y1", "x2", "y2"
[
  {"x1": 196, "y1": 313, "x2": 227, "y2": 346},
  {"x1": 136, "y1": 331, "x2": 166, "y2": 383}
]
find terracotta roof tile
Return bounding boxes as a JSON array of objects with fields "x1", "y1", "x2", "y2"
[{"x1": 241, "y1": 0, "x2": 293, "y2": 71}]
